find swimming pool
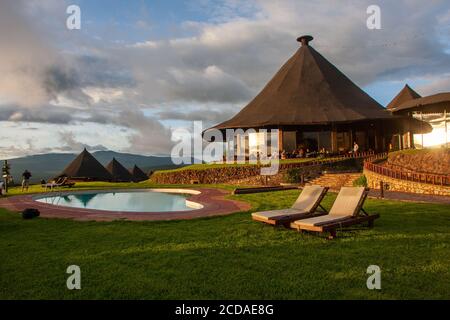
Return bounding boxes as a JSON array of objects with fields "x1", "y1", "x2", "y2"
[{"x1": 34, "y1": 189, "x2": 203, "y2": 212}]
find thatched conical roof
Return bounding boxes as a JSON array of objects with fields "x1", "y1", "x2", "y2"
[
  {"x1": 394, "y1": 92, "x2": 450, "y2": 113},
  {"x1": 60, "y1": 149, "x2": 112, "y2": 181},
  {"x1": 387, "y1": 84, "x2": 421, "y2": 110},
  {"x1": 130, "y1": 165, "x2": 148, "y2": 182},
  {"x1": 106, "y1": 158, "x2": 134, "y2": 182},
  {"x1": 212, "y1": 35, "x2": 395, "y2": 130}
]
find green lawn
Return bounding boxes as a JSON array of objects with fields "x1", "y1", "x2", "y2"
[
  {"x1": 0, "y1": 187, "x2": 449, "y2": 299},
  {"x1": 155, "y1": 156, "x2": 339, "y2": 173},
  {"x1": 3, "y1": 181, "x2": 237, "y2": 196}
]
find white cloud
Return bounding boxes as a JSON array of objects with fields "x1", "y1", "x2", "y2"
[
  {"x1": 82, "y1": 87, "x2": 125, "y2": 104},
  {"x1": 417, "y1": 74, "x2": 450, "y2": 96},
  {"x1": 1, "y1": 0, "x2": 449, "y2": 158},
  {"x1": 130, "y1": 40, "x2": 160, "y2": 49}
]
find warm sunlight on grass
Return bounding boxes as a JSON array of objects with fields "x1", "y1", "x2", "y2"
[
  {"x1": 0, "y1": 188, "x2": 449, "y2": 299},
  {"x1": 155, "y1": 157, "x2": 342, "y2": 173}
]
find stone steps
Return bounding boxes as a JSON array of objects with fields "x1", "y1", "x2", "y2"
[{"x1": 307, "y1": 172, "x2": 362, "y2": 190}]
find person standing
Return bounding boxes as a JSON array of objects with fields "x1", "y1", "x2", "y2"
[
  {"x1": 21, "y1": 170, "x2": 32, "y2": 192},
  {"x1": 353, "y1": 141, "x2": 359, "y2": 154}
]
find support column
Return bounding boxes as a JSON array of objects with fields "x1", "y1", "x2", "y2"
[
  {"x1": 421, "y1": 111, "x2": 424, "y2": 149},
  {"x1": 331, "y1": 125, "x2": 337, "y2": 153},
  {"x1": 278, "y1": 128, "x2": 283, "y2": 153},
  {"x1": 374, "y1": 131, "x2": 378, "y2": 152},
  {"x1": 445, "y1": 109, "x2": 448, "y2": 149}
]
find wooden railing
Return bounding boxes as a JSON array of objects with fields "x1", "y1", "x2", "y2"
[
  {"x1": 364, "y1": 157, "x2": 450, "y2": 186},
  {"x1": 225, "y1": 151, "x2": 378, "y2": 164},
  {"x1": 279, "y1": 151, "x2": 378, "y2": 170}
]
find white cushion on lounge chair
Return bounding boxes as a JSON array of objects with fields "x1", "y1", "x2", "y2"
[
  {"x1": 329, "y1": 187, "x2": 365, "y2": 216},
  {"x1": 252, "y1": 185, "x2": 326, "y2": 221},
  {"x1": 292, "y1": 185, "x2": 327, "y2": 212},
  {"x1": 294, "y1": 214, "x2": 351, "y2": 227},
  {"x1": 293, "y1": 187, "x2": 366, "y2": 227},
  {"x1": 252, "y1": 208, "x2": 308, "y2": 220}
]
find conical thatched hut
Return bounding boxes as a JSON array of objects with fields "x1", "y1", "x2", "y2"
[
  {"x1": 130, "y1": 165, "x2": 148, "y2": 182},
  {"x1": 387, "y1": 84, "x2": 421, "y2": 111},
  {"x1": 210, "y1": 35, "x2": 430, "y2": 154},
  {"x1": 59, "y1": 149, "x2": 112, "y2": 181},
  {"x1": 106, "y1": 158, "x2": 134, "y2": 182}
]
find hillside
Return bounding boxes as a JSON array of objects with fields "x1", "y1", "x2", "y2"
[
  {"x1": 2, "y1": 151, "x2": 182, "y2": 183},
  {"x1": 387, "y1": 149, "x2": 450, "y2": 175}
]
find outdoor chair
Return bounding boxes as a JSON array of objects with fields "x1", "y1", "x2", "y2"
[
  {"x1": 290, "y1": 187, "x2": 379, "y2": 239},
  {"x1": 251, "y1": 185, "x2": 329, "y2": 226},
  {"x1": 42, "y1": 177, "x2": 75, "y2": 191}
]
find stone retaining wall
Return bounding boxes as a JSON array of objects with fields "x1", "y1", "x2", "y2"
[
  {"x1": 151, "y1": 162, "x2": 329, "y2": 185},
  {"x1": 151, "y1": 165, "x2": 262, "y2": 185},
  {"x1": 364, "y1": 168, "x2": 450, "y2": 196}
]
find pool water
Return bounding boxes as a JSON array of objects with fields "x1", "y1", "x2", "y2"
[{"x1": 35, "y1": 191, "x2": 201, "y2": 212}]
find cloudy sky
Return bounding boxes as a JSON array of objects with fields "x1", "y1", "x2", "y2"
[{"x1": 0, "y1": 0, "x2": 449, "y2": 158}]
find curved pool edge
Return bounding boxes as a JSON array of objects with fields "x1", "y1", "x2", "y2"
[
  {"x1": 0, "y1": 188, "x2": 252, "y2": 222},
  {"x1": 32, "y1": 188, "x2": 205, "y2": 212},
  {"x1": 31, "y1": 188, "x2": 202, "y2": 200}
]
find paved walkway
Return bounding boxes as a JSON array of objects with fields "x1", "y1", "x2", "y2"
[
  {"x1": 0, "y1": 188, "x2": 251, "y2": 221},
  {"x1": 368, "y1": 189, "x2": 450, "y2": 205}
]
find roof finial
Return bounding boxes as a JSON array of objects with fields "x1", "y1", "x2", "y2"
[{"x1": 297, "y1": 35, "x2": 313, "y2": 46}]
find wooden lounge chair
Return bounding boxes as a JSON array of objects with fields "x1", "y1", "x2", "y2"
[
  {"x1": 42, "y1": 177, "x2": 75, "y2": 191},
  {"x1": 42, "y1": 177, "x2": 61, "y2": 191},
  {"x1": 251, "y1": 185, "x2": 329, "y2": 226},
  {"x1": 290, "y1": 187, "x2": 379, "y2": 239},
  {"x1": 59, "y1": 177, "x2": 75, "y2": 188}
]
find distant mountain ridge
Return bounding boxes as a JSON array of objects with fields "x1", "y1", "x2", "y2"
[{"x1": 2, "y1": 151, "x2": 182, "y2": 183}]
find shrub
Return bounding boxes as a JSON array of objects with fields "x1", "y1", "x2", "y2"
[
  {"x1": 284, "y1": 168, "x2": 303, "y2": 183},
  {"x1": 326, "y1": 158, "x2": 362, "y2": 172},
  {"x1": 353, "y1": 175, "x2": 367, "y2": 187}
]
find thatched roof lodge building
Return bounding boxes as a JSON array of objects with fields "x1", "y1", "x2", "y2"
[
  {"x1": 388, "y1": 85, "x2": 449, "y2": 149},
  {"x1": 386, "y1": 84, "x2": 423, "y2": 149},
  {"x1": 210, "y1": 35, "x2": 430, "y2": 156}
]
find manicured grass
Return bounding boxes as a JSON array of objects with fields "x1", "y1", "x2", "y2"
[
  {"x1": 4, "y1": 181, "x2": 236, "y2": 196},
  {"x1": 0, "y1": 187, "x2": 449, "y2": 299},
  {"x1": 155, "y1": 157, "x2": 339, "y2": 173}
]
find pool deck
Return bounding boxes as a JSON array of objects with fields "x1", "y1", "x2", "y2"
[{"x1": 0, "y1": 188, "x2": 251, "y2": 221}]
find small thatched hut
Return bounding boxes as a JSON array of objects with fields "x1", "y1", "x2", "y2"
[
  {"x1": 106, "y1": 158, "x2": 134, "y2": 182},
  {"x1": 130, "y1": 165, "x2": 148, "y2": 182}
]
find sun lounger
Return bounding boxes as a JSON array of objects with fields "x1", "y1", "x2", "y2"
[
  {"x1": 251, "y1": 185, "x2": 329, "y2": 226},
  {"x1": 290, "y1": 187, "x2": 379, "y2": 239},
  {"x1": 42, "y1": 177, "x2": 75, "y2": 191}
]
